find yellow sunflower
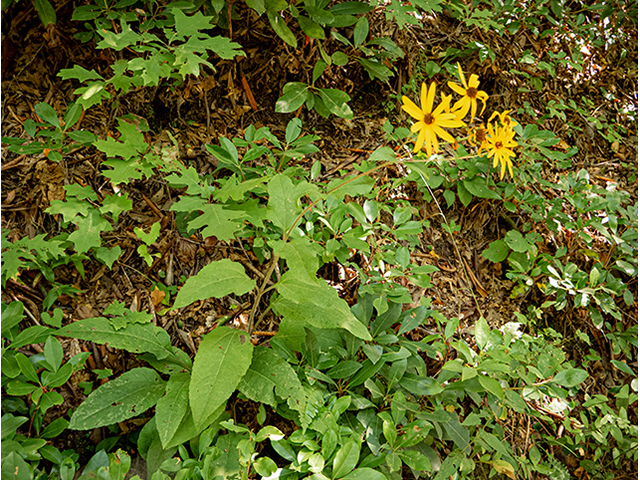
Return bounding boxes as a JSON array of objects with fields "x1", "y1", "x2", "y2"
[
  {"x1": 448, "y1": 63, "x2": 489, "y2": 120},
  {"x1": 483, "y1": 122, "x2": 518, "y2": 180},
  {"x1": 488, "y1": 109, "x2": 518, "y2": 128},
  {"x1": 402, "y1": 82, "x2": 466, "y2": 155}
]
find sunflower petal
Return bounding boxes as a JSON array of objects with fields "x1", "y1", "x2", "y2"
[
  {"x1": 402, "y1": 98, "x2": 425, "y2": 120},
  {"x1": 414, "y1": 127, "x2": 426, "y2": 153},
  {"x1": 420, "y1": 82, "x2": 428, "y2": 111},
  {"x1": 448, "y1": 82, "x2": 467, "y2": 97},
  {"x1": 468, "y1": 74, "x2": 480, "y2": 89},
  {"x1": 426, "y1": 82, "x2": 436, "y2": 113},
  {"x1": 456, "y1": 62, "x2": 468, "y2": 89},
  {"x1": 411, "y1": 121, "x2": 426, "y2": 133}
]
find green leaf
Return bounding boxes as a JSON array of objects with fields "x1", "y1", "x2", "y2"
[
  {"x1": 276, "y1": 82, "x2": 309, "y2": 113},
  {"x1": 58, "y1": 65, "x2": 104, "y2": 82},
  {"x1": 342, "y1": 469, "x2": 386, "y2": 480},
  {"x1": 267, "y1": 10, "x2": 297, "y2": 48},
  {"x1": 172, "y1": 259, "x2": 256, "y2": 310},
  {"x1": 68, "y1": 210, "x2": 113, "y2": 254},
  {"x1": 69, "y1": 368, "x2": 165, "y2": 430},
  {"x1": 41, "y1": 417, "x2": 69, "y2": 439},
  {"x1": 326, "y1": 360, "x2": 362, "y2": 379},
  {"x1": 272, "y1": 237, "x2": 321, "y2": 278},
  {"x1": 478, "y1": 375, "x2": 504, "y2": 399},
  {"x1": 318, "y1": 88, "x2": 353, "y2": 119},
  {"x1": 172, "y1": 8, "x2": 214, "y2": 40},
  {"x1": 482, "y1": 240, "x2": 509, "y2": 262},
  {"x1": 34, "y1": 102, "x2": 59, "y2": 127},
  {"x1": 94, "y1": 246, "x2": 122, "y2": 269},
  {"x1": 1, "y1": 301, "x2": 24, "y2": 337},
  {"x1": 56, "y1": 317, "x2": 173, "y2": 359},
  {"x1": 332, "y1": 440, "x2": 360, "y2": 479},
  {"x1": 274, "y1": 270, "x2": 371, "y2": 340},
  {"x1": 156, "y1": 372, "x2": 190, "y2": 449},
  {"x1": 15, "y1": 353, "x2": 39, "y2": 384},
  {"x1": 187, "y1": 204, "x2": 247, "y2": 242},
  {"x1": 399, "y1": 373, "x2": 443, "y2": 396},
  {"x1": 329, "y1": 2, "x2": 372, "y2": 14},
  {"x1": 253, "y1": 457, "x2": 278, "y2": 477},
  {"x1": 299, "y1": 15, "x2": 325, "y2": 39},
  {"x1": 444, "y1": 413, "x2": 470, "y2": 452},
  {"x1": 462, "y1": 177, "x2": 501, "y2": 200},
  {"x1": 190, "y1": 327, "x2": 253, "y2": 428},
  {"x1": 266, "y1": 174, "x2": 314, "y2": 232},
  {"x1": 237, "y1": 347, "x2": 306, "y2": 424},
  {"x1": 610, "y1": 359, "x2": 635, "y2": 376},
  {"x1": 34, "y1": 0, "x2": 56, "y2": 26},
  {"x1": 552, "y1": 368, "x2": 588, "y2": 388},
  {"x1": 134, "y1": 222, "x2": 161, "y2": 246},
  {"x1": 44, "y1": 336, "x2": 64, "y2": 372},
  {"x1": 504, "y1": 230, "x2": 530, "y2": 253},
  {"x1": 353, "y1": 16, "x2": 368, "y2": 46},
  {"x1": 474, "y1": 317, "x2": 490, "y2": 350},
  {"x1": 2, "y1": 451, "x2": 32, "y2": 480}
]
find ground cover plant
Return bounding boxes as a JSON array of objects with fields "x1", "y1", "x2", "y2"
[{"x1": 1, "y1": 0, "x2": 637, "y2": 479}]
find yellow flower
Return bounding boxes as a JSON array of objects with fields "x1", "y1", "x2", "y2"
[
  {"x1": 483, "y1": 122, "x2": 518, "y2": 180},
  {"x1": 488, "y1": 109, "x2": 518, "y2": 128},
  {"x1": 402, "y1": 82, "x2": 465, "y2": 155},
  {"x1": 469, "y1": 123, "x2": 488, "y2": 151},
  {"x1": 448, "y1": 63, "x2": 489, "y2": 120}
]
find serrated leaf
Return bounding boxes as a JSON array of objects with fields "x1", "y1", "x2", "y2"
[
  {"x1": 58, "y1": 65, "x2": 104, "y2": 82},
  {"x1": 173, "y1": 259, "x2": 256, "y2": 310},
  {"x1": 187, "y1": 204, "x2": 247, "y2": 242},
  {"x1": 69, "y1": 368, "x2": 165, "y2": 430},
  {"x1": 266, "y1": 174, "x2": 313, "y2": 232},
  {"x1": 56, "y1": 317, "x2": 173, "y2": 359},
  {"x1": 68, "y1": 211, "x2": 113, "y2": 254},
  {"x1": 156, "y1": 372, "x2": 190, "y2": 449},
  {"x1": 190, "y1": 327, "x2": 253, "y2": 428},
  {"x1": 237, "y1": 347, "x2": 307, "y2": 425}
]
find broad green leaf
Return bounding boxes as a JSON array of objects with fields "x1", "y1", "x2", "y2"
[
  {"x1": 326, "y1": 175, "x2": 374, "y2": 201},
  {"x1": 444, "y1": 413, "x2": 470, "y2": 452},
  {"x1": 353, "y1": 16, "x2": 369, "y2": 46},
  {"x1": 504, "y1": 230, "x2": 530, "y2": 253},
  {"x1": 274, "y1": 270, "x2": 371, "y2": 340},
  {"x1": 2, "y1": 452, "x2": 31, "y2": 480},
  {"x1": 275, "y1": 82, "x2": 309, "y2": 113},
  {"x1": 15, "y1": 353, "x2": 39, "y2": 384},
  {"x1": 478, "y1": 375, "x2": 504, "y2": 399},
  {"x1": 34, "y1": 0, "x2": 56, "y2": 25},
  {"x1": 397, "y1": 306, "x2": 427, "y2": 335},
  {"x1": 266, "y1": 174, "x2": 313, "y2": 232},
  {"x1": 172, "y1": 8, "x2": 214, "y2": 40},
  {"x1": 1, "y1": 301, "x2": 24, "y2": 337},
  {"x1": 342, "y1": 469, "x2": 386, "y2": 480},
  {"x1": 318, "y1": 88, "x2": 353, "y2": 119},
  {"x1": 267, "y1": 10, "x2": 297, "y2": 48},
  {"x1": 329, "y1": 1, "x2": 373, "y2": 14},
  {"x1": 478, "y1": 430, "x2": 512, "y2": 459},
  {"x1": 272, "y1": 237, "x2": 321, "y2": 278},
  {"x1": 463, "y1": 177, "x2": 501, "y2": 200},
  {"x1": 69, "y1": 368, "x2": 165, "y2": 430},
  {"x1": 299, "y1": 15, "x2": 325, "y2": 39},
  {"x1": 399, "y1": 374, "x2": 443, "y2": 396},
  {"x1": 474, "y1": 317, "x2": 490, "y2": 350},
  {"x1": 482, "y1": 240, "x2": 509, "y2": 262},
  {"x1": 56, "y1": 317, "x2": 172, "y2": 359},
  {"x1": 1, "y1": 414, "x2": 28, "y2": 440},
  {"x1": 237, "y1": 347, "x2": 306, "y2": 424},
  {"x1": 552, "y1": 368, "x2": 588, "y2": 388},
  {"x1": 190, "y1": 327, "x2": 253, "y2": 428},
  {"x1": 368, "y1": 146, "x2": 396, "y2": 162},
  {"x1": 156, "y1": 372, "x2": 190, "y2": 449},
  {"x1": 332, "y1": 440, "x2": 360, "y2": 479},
  {"x1": 173, "y1": 259, "x2": 256, "y2": 310},
  {"x1": 326, "y1": 360, "x2": 362, "y2": 379},
  {"x1": 34, "y1": 102, "x2": 59, "y2": 127}
]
